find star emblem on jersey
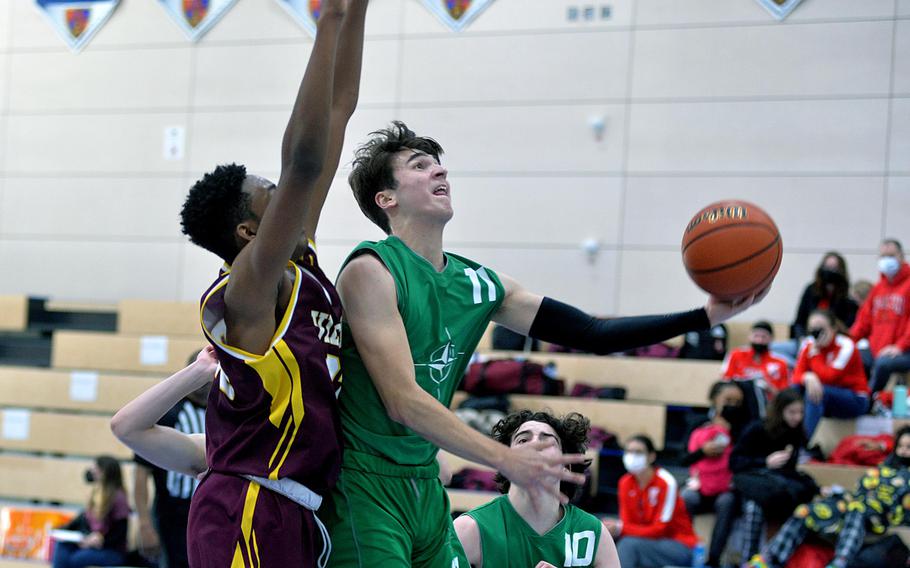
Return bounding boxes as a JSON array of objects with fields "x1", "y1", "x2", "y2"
[{"x1": 415, "y1": 328, "x2": 465, "y2": 397}]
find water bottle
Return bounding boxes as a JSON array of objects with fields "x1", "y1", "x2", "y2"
[
  {"x1": 691, "y1": 541, "x2": 706, "y2": 568},
  {"x1": 894, "y1": 376, "x2": 908, "y2": 419}
]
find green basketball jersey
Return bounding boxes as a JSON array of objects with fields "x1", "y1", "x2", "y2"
[
  {"x1": 338, "y1": 236, "x2": 505, "y2": 467},
  {"x1": 465, "y1": 495, "x2": 603, "y2": 568}
]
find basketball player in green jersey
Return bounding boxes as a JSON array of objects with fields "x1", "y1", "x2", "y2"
[
  {"x1": 324, "y1": 122, "x2": 765, "y2": 567},
  {"x1": 455, "y1": 410, "x2": 619, "y2": 568}
]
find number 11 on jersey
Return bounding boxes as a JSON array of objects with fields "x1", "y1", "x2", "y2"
[{"x1": 464, "y1": 267, "x2": 497, "y2": 304}]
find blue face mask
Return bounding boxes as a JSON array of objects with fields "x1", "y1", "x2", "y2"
[{"x1": 879, "y1": 256, "x2": 900, "y2": 278}]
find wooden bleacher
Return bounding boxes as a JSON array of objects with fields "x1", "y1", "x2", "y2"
[
  {"x1": 51, "y1": 330, "x2": 205, "y2": 374},
  {"x1": 0, "y1": 367, "x2": 160, "y2": 414},
  {"x1": 0, "y1": 296, "x2": 28, "y2": 332},
  {"x1": 451, "y1": 391, "x2": 667, "y2": 449},
  {"x1": 0, "y1": 454, "x2": 134, "y2": 506},
  {"x1": 0, "y1": 410, "x2": 130, "y2": 459},
  {"x1": 117, "y1": 299, "x2": 199, "y2": 336},
  {"x1": 478, "y1": 350, "x2": 719, "y2": 406}
]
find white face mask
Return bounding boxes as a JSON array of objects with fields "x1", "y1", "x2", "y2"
[
  {"x1": 623, "y1": 452, "x2": 648, "y2": 474},
  {"x1": 879, "y1": 256, "x2": 900, "y2": 278}
]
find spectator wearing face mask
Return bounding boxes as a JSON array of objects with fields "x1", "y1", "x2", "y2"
[
  {"x1": 721, "y1": 321, "x2": 791, "y2": 419},
  {"x1": 772, "y1": 252, "x2": 858, "y2": 366},
  {"x1": 793, "y1": 309, "x2": 870, "y2": 440},
  {"x1": 603, "y1": 435, "x2": 698, "y2": 568},
  {"x1": 850, "y1": 238, "x2": 910, "y2": 394},
  {"x1": 681, "y1": 381, "x2": 748, "y2": 568}
]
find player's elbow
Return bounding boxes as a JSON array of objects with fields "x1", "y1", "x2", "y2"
[{"x1": 109, "y1": 410, "x2": 133, "y2": 443}]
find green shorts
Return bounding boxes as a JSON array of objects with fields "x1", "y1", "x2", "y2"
[{"x1": 322, "y1": 450, "x2": 468, "y2": 568}]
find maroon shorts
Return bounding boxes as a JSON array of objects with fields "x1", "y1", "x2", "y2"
[{"x1": 187, "y1": 472, "x2": 328, "y2": 568}]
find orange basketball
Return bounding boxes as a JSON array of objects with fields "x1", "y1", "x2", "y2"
[{"x1": 681, "y1": 200, "x2": 782, "y2": 301}]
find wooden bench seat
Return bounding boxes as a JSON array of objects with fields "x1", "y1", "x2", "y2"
[
  {"x1": 52, "y1": 331, "x2": 205, "y2": 374},
  {"x1": 0, "y1": 410, "x2": 129, "y2": 459},
  {"x1": 117, "y1": 300, "x2": 199, "y2": 336},
  {"x1": 0, "y1": 367, "x2": 160, "y2": 414}
]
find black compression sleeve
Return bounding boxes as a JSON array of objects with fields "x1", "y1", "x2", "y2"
[{"x1": 528, "y1": 297, "x2": 710, "y2": 355}]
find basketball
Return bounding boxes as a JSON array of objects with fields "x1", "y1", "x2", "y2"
[{"x1": 681, "y1": 200, "x2": 782, "y2": 301}]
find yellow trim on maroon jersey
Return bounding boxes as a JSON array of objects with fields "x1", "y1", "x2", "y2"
[
  {"x1": 245, "y1": 338, "x2": 306, "y2": 480},
  {"x1": 231, "y1": 480, "x2": 262, "y2": 568},
  {"x1": 200, "y1": 262, "x2": 303, "y2": 362}
]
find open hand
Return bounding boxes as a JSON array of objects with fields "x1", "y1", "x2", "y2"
[
  {"x1": 705, "y1": 287, "x2": 770, "y2": 326},
  {"x1": 498, "y1": 440, "x2": 587, "y2": 504}
]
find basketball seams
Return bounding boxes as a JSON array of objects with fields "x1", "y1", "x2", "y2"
[
  {"x1": 686, "y1": 235, "x2": 781, "y2": 275},
  {"x1": 681, "y1": 221, "x2": 776, "y2": 255}
]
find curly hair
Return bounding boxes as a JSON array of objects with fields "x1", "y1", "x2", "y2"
[
  {"x1": 490, "y1": 410, "x2": 591, "y2": 499},
  {"x1": 180, "y1": 163, "x2": 253, "y2": 263},
  {"x1": 348, "y1": 121, "x2": 444, "y2": 234}
]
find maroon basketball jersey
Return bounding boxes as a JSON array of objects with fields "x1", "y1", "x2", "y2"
[{"x1": 199, "y1": 248, "x2": 343, "y2": 494}]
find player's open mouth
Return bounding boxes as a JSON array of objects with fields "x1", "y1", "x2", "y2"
[{"x1": 433, "y1": 185, "x2": 448, "y2": 196}]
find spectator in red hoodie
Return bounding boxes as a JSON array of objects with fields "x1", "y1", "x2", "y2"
[
  {"x1": 794, "y1": 309, "x2": 870, "y2": 439},
  {"x1": 721, "y1": 320, "x2": 791, "y2": 420},
  {"x1": 850, "y1": 239, "x2": 910, "y2": 394},
  {"x1": 603, "y1": 435, "x2": 698, "y2": 568}
]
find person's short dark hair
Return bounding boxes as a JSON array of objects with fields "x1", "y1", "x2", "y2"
[
  {"x1": 708, "y1": 380, "x2": 744, "y2": 403},
  {"x1": 752, "y1": 320, "x2": 774, "y2": 336},
  {"x1": 180, "y1": 163, "x2": 253, "y2": 263},
  {"x1": 348, "y1": 121, "x2": 444, "y2": 234},
  {"x1": 626, "y1": 434, "x2": 657, "y2": 456},
  {"x1": 490, "y1": 410, "x2": 591, "y2": 499},
  {"x1": 882, "y1": 238, "x2": 904, "y2": 254}
]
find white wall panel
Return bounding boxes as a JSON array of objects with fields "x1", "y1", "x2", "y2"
[
  {"x1": 627, "y1": 99, "x2": 889, "y2": 173},
  {"x1": 632, "y1": 22, "x2": 892, "y2": 98}
]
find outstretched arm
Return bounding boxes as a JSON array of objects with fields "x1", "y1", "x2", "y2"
[
  {"x1": 337, "y1": 255, "x2": 586, "y2": 503},
  {"x1": 303, "y1": 0, "x2": 369, "y2": 238},
  {"x1": 110, "y1": 347, "x2": 216, "y2": 477},
  {"x1": 226, "y1": 2, "x2": 346, "y2": 349},
  {"x1": 492, "y1": 273, "x2": 765, "y2": 354}
]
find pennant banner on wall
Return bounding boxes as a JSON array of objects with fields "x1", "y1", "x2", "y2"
[
  {"x1": 753, "y1": 0, "x2": 805, "y2": 21},
  {"x1": 158, "y1": 0, "x2": 238, "y2": 41},
  {"x1": 34, "y1": 0, "x2": 120, "y2": 52},
  {"x1": 276, "y1": 0, "x2": 321, "y2": 37},
  {"x1": 421, "y1": 0, "x2": 496, "y2": 32}
]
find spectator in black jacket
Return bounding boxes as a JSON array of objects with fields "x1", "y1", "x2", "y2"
[
  {"x1": 772, "y1": 252, "x2": 858, "y2": 365},
  {"x1": 730, "y1": 389, "x2": 813, "y2": 561}
]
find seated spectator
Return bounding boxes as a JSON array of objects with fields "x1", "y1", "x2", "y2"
[
  {"x1": 793, "y1": 309, "x2": 870, "y2": 440},
  {"x1": 722, "y1": 321, "x2": 791, "y2": 419},
  {"x1": 52, "y1": 456, "x2": 130, "y2": 568},
  {"x1": 454, "y1": 410, "x2": 619, "y2": 568},
  {"x1": 747, "y1": 426, "x2": 910, "y2": 568},
  {"x1": 730, "y1": 389, "x2": 816, "y2": 560},
  {"x1": 681, "y1": 381, "x2": 747, "y2": 567},
  {"x1": 850, "y1": 238, "x2": 910, "y2": 394},
  {"x1": 602, "y1": 435, "x2": 698, "y2": 568},
  {"x1": 773, "y1": 252, "x2": 858, "y2": 365}
]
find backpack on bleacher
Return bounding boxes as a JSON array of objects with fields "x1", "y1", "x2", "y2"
[{"x1": 463, "y1": 359, "x2": 564, "y2": 396}]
